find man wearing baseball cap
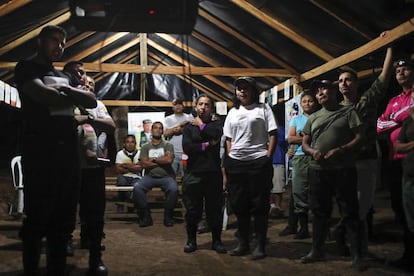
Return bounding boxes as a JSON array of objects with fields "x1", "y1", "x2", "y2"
[{"x1": 377, "y1": 57, "x2": 414, "y2": 271}]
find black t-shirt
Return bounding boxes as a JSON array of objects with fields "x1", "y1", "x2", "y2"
[
  {"x1": 14, "y1": 59, "x2": 72, "y2": 136},
  {"x1": 14, "y1": 59, "x2": 78, "y2": 165}
]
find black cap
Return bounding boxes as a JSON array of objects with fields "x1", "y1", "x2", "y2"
[
  {"x1": 310, "y1": 79, "x2": 333, "y2": 93},
  {"x1": 234, "y1": 76, "x2": 258, "y2": 90},
  {"x1": 395, "y1": 59, "x2": 414, "y2": 68},
  {"x1": 235, "y1": 76, "x2": 256, "y2": 86}
]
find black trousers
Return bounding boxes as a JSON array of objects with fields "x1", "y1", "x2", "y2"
[
  {"x1": 226, "y1": 156, "x2": 273, "y2": 240},
  {"x1": 79, "y1": 167, "x2": 106, "y2": 234},
  {"x1": 20, "y1": 124, "x2": 80, "y2": 275},
  {"x1": 308, "y1": 167, "x2": 361, "y2": 254},
  {"x1": 183, "y1": 171, "x2": 223, "y2": 230}
]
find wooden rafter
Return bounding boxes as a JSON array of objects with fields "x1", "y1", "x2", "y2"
[
  {"x1": 148, "y1": 52, "x2": 229, "y2": 103},
  {"x1": 65, "y1": 32, "x2": 129, "y2": 62},
  {"x1": 198, "y1": 8, "x2": 298, "y2": 74},
  {"x1": 0, "y1": 9, "x2": 70, "y2": 56},
  {"x1": 147, "y1": 39, "x2": 232, "y2": 92},
  {"x1": 231, "y1": 0, "x2": 334, "y2": 62},
  {"x1": 0, "y1": 60, "x2": 296, "y2": 77},
  {"x1": 0, "y1": 0, "x2": 31, "y2": 17},
  {"x1": 274, "y1": 17, "x2": 414, "y2": 91},
  {"x1": 192, "y1": 30, "x2": 280, "y2": 84},
  {"x1": 65, "y1": 32, "x2": 96, "y2": 48},
  {"x1": 309, "y1": 0, "x2": 374, "y2": 40}
]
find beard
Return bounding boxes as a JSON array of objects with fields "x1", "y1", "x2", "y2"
[{"x1": 152, "y1": 135, "x2": 162, "y2": 140}]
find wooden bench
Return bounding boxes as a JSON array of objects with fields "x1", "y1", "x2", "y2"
[
  {"x1": 105, "y1": 176, "x2": 182, "y2": 194},
  {"x1": 105, "y1": 175, "x2": 182, "y2": 212}
]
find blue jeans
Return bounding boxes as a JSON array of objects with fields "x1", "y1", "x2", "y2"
[
  {"x1": 116, "y1": 175, "x2": 140, "y2": 200},
  {"x1": 172, "y1": 155, "x2": 184, "y2": 177},
  {"x1": 133, "y1": 175, "x2": 178, "y2": 210}
]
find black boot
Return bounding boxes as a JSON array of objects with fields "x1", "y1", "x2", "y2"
[
  {"x1": 138, "y1": 208, "x2": 153, "y2": 227},
  {"x1": 279, "y1": 199, "x2": 298, "y2": 236},
  {"x1": 251, "y1": 215, "x2": 268, "y2": 260},
  {"x1": 88, "y1": 225, "x2": 108, "y2": 276},
  {"x1": 366, "y1": 207, "x2": 375, "y2": 241},
  {"x1": 295, "y1": 213, "x2": 310, "y2": 240},
  {"x1": 46, "y1": 235, "x2": 68, "y2": 276},
  {"x1": 333, "y1": 221, "x2": 350, "y2": 257},
  {"x1": 230, "y1": 216, "x2": 250, "y2": 256},
  {"x1": 389, "y1": 226, "x2": 414, "y2": 272},
  {"x1": 164, "y1": 209, "x2": 174, "y2": 227},
  {"x1": 359, "y1": 219, "x2": 368, "y2": 256},
  {"x1": 301, "y1": 217, "x2": 328, "y2": 263},
  {"x1": 22, "y1": 237, "x2": 42, "y2": 276},
  {"x1": 251, "y1": 233, "x2": 266, "y2": 260},
  {"x1": 184, "y1": 224, "x2": 197, "y2": 253},
  {"x1": 347, "y1": 219, "x2": 367, "y2": 271},
  {"x1": 80, "y1": 223, "x2": 89, "y2": 249},
  {"x1": 211, "y1": 228, "x2": 227, "y2": 254}
]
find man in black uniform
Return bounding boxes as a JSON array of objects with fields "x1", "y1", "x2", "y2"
[
  {"x1": 182, "y1": 94, "x2": 226, "y2": 254},
  {"x1": 14, "y1": 25, "x2": 96, "y2": 275}
]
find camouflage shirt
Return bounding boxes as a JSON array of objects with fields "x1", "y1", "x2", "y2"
[{"x1": 340, "y1": 78, "x2": 386, "y2": 159}]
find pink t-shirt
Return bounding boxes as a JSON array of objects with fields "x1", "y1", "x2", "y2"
[{"x1": 377, "y1": 89, "x2": 413, "y2": 160}]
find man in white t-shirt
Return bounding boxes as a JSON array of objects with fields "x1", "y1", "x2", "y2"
[
  {"x1": 115, "y1": 135, "x2": 143, "y2": 201},
  {"x1": 164, "y1": 98, "x2": 194, "y2": 177}
]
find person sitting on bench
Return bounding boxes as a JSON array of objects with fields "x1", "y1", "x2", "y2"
[
  {"x1": 115, "y1": 135, "x2": 142, "y2": 203},
  {"x1": 133, "y1": 122, "x2": 178, "y2": 227}
]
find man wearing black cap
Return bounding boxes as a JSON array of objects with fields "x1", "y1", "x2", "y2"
[
  {"x1": 301, "y1": 80, "x2": 365, "y2": 270},
  {"x1": 377, "y1": 57, "x2": 414, "y2": 271}
]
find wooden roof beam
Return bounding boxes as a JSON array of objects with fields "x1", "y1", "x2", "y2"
[
  {"x1": 309, "y1": 0, "x2": 374, "y2": 40},
  {"x1": 198, "y1": 8, "x2": 298, "y2": 74},
  {"x1": 149, "y1": 53, "x2": 229, "y2": 103},
  {"x1": 66, "y1": 32, "x2": 129, "y2": 62},
  {"x1": 274, "y1": 17, "x2": 414, "y2": 91},
  {"x1": 0, "y1": 0, "x2": 31, "y2": 17},
  {"x1": 0, "y1": 9, "x2": 70, "y2": 56},
  {"x1": 231, "y1": 0, "x2": 334, "y2": 61}
]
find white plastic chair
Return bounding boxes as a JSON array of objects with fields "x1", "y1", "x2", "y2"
[{"x1": 10, "y1": 156, "x2": 24, "y2": 215}]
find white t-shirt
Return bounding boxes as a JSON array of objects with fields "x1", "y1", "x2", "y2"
[
  {"x1": 164, "y1": 113, "x2": 194, "y2": 155},
  {"x1": 115, "y1": 149, "x2": 141, "y2": 178},
  {"x1": 223, "y1": 103, "x2": 277, "y2": 161}
]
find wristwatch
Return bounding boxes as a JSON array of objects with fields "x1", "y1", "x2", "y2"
[{"x1": 87, "y1": 113, "x2": 95, "y2": 123}]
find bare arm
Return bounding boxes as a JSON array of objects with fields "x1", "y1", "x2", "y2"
[
  {"x1": 395, "y1": 140, "x2": 414, "y2": 153},
  {"x1": 115, "y1": 162, "x2": 142, "y2": 174},
  {"x1": 378, "y1": 44, "x2": 393, "y2": 86},
  {"x1": 287, "y1": 125, "x2": 302, "y2": 145},
  {"x1": 164, "y1": 121, "x2": 191, "y2": 138},
  {"x1": 21, "y1": 78, "x2": 73, "y2": 106},
  {"x1": 141, "y1": 151, "x2": 174, "y2": 169},
  {"x1": 267, "y1": 132, "x2": 277, "y2": 158},
  {"x1": 225, "y1": 137, "x2": 232, "y2": 155}
]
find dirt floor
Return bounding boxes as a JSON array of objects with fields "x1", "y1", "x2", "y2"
[{"x1": 0, "y1": 168, "x2": 409, "y2": 276}]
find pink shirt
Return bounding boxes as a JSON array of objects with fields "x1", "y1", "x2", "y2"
[{"x1": 377, "y1": 89, "x2": 413, "y2": 160}]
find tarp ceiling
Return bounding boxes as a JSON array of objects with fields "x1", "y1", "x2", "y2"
[{"x1": 0, "y1": 0, "x2": 413, "y2": 108}]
